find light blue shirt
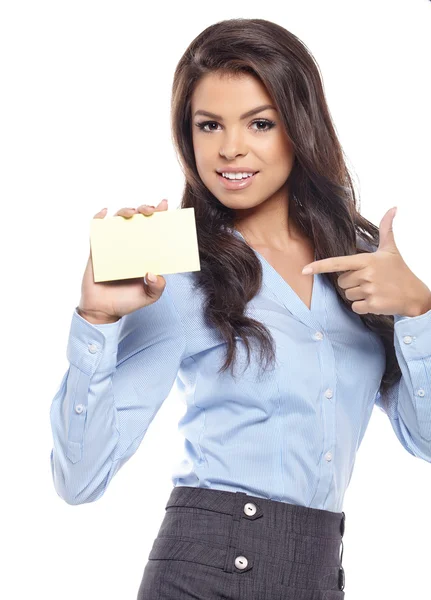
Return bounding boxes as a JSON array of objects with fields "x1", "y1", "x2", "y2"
[{"x1": 49, "y1": 229, "x2": 431, "y2": 511}]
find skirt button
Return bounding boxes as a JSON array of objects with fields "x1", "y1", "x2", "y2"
[
  {"x1": 243, "y1": 502, "x2": 257, "y2": 516},
  {"x1": 338, "y1": 566, "x2": 345, "y2": 590},
  {"x1": 234, "y1": 556, "x2": 248, "y2": 570}
]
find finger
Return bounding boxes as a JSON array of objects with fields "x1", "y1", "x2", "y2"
[
  {"x1": 137, "y1": 199, "x2": 168, "y2": 214},
  {"x1": 93, "y1": 207, "x2": 108, "y2": 218},
  {"x1": 114, "y1": 207, "x2": 137, "y2": 217},
  {"x1": 155, "y1": 199, "x2": 168, "y2": 211},
  {"x1": 136, "y1": 204, "x2": 156, "y2": 214}
]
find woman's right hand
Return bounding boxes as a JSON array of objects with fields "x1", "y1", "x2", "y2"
[{"x1": 78, "y1": 200, "x2": 169, "y2": 323}]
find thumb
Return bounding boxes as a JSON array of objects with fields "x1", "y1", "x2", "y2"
[
  {"x1": 145, "y1": 272, "x2": 159, "y2": 284},
  {"x1": 377, "y1": 206, "x2": 398, "y2": 252},
  {"x1": 144, "y1": 272, "x2": 165, "y2": 292}
]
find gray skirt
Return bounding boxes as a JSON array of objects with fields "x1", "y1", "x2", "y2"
[{"x1": 137, "y1": 486, "x2": 346, "y2": 600}]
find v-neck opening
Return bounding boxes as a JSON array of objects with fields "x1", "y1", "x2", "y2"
[
  {"x1": 232, "y1": 228, "x2": 320, "y2": 319},
  {"x1": 256, "y1": 248, "x2": 318, "y2": 314}
]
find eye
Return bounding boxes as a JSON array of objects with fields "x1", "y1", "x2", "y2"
[{"x1": 194, "y1": 119, "x2": 276, "y2": 133}]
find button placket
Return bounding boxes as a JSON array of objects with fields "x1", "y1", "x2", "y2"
[{"x1": 223, "y1": 492, "x2": 258, "y2": 575}]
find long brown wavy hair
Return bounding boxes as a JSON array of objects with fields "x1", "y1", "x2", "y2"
[{"x1": 170, "y1": 17, "x2": 399, "y2": 411}]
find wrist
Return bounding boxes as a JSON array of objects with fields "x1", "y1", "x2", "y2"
[
  {"x1": 76, "y1": 306, "x2": 120, "y2": 324},
  {"x1": 405, "y1": 290, "x2": 431, "y2": 318}
]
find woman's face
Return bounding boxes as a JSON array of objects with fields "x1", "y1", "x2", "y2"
[{"x1": 191, "y1": 72, "x2": 295, "y2": 218}]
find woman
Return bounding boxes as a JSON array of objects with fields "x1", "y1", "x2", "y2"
[{"x1": 49, "y1": 18, "x2": 431, "y2": 599}]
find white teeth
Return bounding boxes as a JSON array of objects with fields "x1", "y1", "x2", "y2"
[{"x1": 221, "y1": 172, "x2": 255, "y2": 180}]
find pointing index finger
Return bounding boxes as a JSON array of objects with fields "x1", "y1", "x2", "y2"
[{"x1": 302, "y1": 254, "x2": 366, "y2": 275}]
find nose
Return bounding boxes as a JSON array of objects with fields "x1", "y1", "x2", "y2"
[
  {"x1": 219, "y1": 129, "x2": 248, "y2": 160},
  {"x1": 220, "y1": 151, "x2": 245, "y2": 160}
]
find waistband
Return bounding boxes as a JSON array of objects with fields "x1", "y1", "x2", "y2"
[{"x1": 166, "y1": 485, "x2": 345, "y2": 540}]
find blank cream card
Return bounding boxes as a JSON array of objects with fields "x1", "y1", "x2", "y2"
[{"x1": 89, "y1": 207, "x2": 201, "y2": 283}]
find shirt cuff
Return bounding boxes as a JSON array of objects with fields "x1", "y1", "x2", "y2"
[
  {"x1": 66, "y1": 307, "x2": 123, "y2": 375},
  {"x1": 393, "y1": 308, "x2": 431, "y2": 360}
]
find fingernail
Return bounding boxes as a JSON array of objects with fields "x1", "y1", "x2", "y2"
[
  {"x1": 302, "y1": 266, "x2": 313, "y2": 274},
  {"x1": 147, "y1": 272, "x2": 157, "y2": 283}
]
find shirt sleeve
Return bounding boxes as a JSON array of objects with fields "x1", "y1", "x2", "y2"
[
  {"x1": 375, "y1": 308, "x2": 431, "y2": 462},
  {"x1": 49, "y1": 285, "x2": 187, "y2": 505}
]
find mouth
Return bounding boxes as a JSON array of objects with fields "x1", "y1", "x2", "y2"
[{"x1": 216, "y1": 171, "x2": 259, "y2": 190}]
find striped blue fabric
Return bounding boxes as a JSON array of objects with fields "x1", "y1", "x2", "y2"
[{"x1": 49, "y1": 229, "x2": 431, "y2": 510}]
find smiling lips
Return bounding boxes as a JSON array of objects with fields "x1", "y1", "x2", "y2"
[{"x1": 216, "y1": 171, "x2": 258, "y2": 190}]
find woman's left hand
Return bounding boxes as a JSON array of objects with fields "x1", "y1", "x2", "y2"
[{"x1": 301, "y1": 207, "x2": 431, "y2": 317}]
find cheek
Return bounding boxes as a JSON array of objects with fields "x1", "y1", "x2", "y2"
[
  {"x1": 269, "y1": 142, "x2": 295, "y2": 176},
  {"x1": 268, "y1": 133, "x2": 293, "y2": 157},
  {"x1": 194, "y1": 158, "x2": 214, "y2": 188},
  {"x1": 192, "y1": 141, "x2": 212, "y2": 168}
]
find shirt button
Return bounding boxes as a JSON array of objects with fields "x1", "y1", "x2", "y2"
[
  {"x1": 325, "y1": 451, "x2": 333, "y2": 462},
  {"x1": 88, "y1": 343, "x2": 98, "y2": 353},
  {"x1": 313, "y1": 331, "x2": 324, "y2": 340},
  {"x1": 234, "y1": 556, "x2": 248, "y2": 570},
  {"x1": 417, "y1": 388, "x2": 425, "y2": 397},
  {"x1": 243, "y1": 502, "x2": 257, "y2": 517},
  {"x1": 325, "y1": 389, "x2": 333, "y2": 399},
  {"x1": 75, "y1": 404, "x2": 85, "y2": 414},
  {"x1": 402, "y1": 335, "x2": 413, "y2": 345}
]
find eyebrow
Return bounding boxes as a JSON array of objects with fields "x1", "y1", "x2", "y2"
[{"x1": 193, "y1": 104, "x2": 277, "y2": 120}]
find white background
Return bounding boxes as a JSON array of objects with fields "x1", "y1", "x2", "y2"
[{"x1": 1, "y1": 1, "x2": 430, "y2": 598}]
